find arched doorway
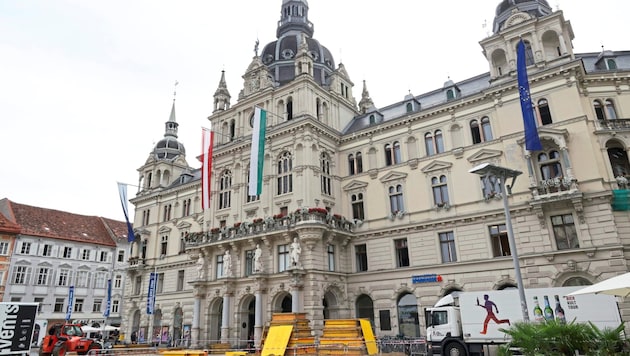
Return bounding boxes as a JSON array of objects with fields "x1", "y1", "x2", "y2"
[
  {"x1": 207, "y1": 298, "x2": 223, "y2": 343},
  {"x1": 152, "y1": 309, "x2": 162, "y2": 345},
  {"x1": 397, "y1": 293, "x2": 420, "y2": 337},
  {"x1": 323, "y1": 290, "x2": 339, "y2": 319},
  {"x1": 280, "y1": 295, "x2": 292, "y2": 312},
  {"x1": 236, "y1": 295, "x2": 256, "y2": 346},
  {"x1": 355, "y1": 294, "x2": 374, "y2": 326}
]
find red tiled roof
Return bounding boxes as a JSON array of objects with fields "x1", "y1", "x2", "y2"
[
  {"x1": 100, "y1": 217, "x2": 132, "y2": 242},
  {"x1": 0, "y1": 212, "x2": 20, "y2": 234},
  {"x1": 0, "y1": 198, "x2": 118, "y2": 247}
]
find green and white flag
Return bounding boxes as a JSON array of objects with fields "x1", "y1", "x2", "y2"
[{"x1": 249, "y1": 107, "x2": 267, "y2": 196}]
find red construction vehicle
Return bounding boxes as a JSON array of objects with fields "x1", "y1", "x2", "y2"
[{"x1": 39, "y1": 323, "x2": 103, "y2": 356}]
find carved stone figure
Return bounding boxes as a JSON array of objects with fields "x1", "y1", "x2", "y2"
[
  {"x1": 223, "y1": 250, "x2": 232, "y2": 277},
  {"x1": 289, "y1": 237, "x2": 301, "y2": 267},
  {"x1": 196, "y1": 254, "x2": 206, "y2": 279},
  {"x1": 253, "y1": 244, "x2": 263, "y2": 273}
]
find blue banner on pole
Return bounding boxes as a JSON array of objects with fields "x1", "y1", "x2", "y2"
[
  {"x1": 517, "y1": 39, "x2": 543, "y2": 151},
  {"x1": 66, "y1": 286, "x2": 74, "y2": 321},
  {"x1": 103, "y1": 279, "x2": 112, "y2": 318},
  {"x1": 146, "y1": 273, "x2": 156, "y2": 315}
]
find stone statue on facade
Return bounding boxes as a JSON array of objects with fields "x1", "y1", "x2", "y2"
[
  {"x1": 223, "y1": 250, "x2": 232, "y2": 277},
  {"x1": 289, "y1": 237, "x2": 301, "y2": 268},
  {"x1": 253, "y1": 244, "x2": 263, "y2": 273}
]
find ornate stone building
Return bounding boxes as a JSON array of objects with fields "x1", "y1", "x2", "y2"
[{"x1": 122, "y1": 0, "x2": 630, "y2": 347}]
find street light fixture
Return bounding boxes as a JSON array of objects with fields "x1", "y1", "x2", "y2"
[{"x1": 469, "y1": 163, "x2": 529, "y2": 322}]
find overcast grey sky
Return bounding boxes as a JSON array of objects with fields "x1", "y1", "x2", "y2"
[{"x1": 1, "y1": 0, "x2": 628, "y2": 220}]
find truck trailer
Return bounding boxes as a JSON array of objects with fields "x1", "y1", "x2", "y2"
[{"x1": 425, "y1": 286, "x2": 622, "y2": 356}]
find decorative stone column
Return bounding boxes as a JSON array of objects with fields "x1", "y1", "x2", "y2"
[
  {"x1": 221, "y1": 293, "x2": 231, "y2": 344},
  {"x1": 192, "y1": 287, "x2": 204, "y2": 348},
  {"x1": 289, "y1": 269, "x2": 306, "y2": 313}
]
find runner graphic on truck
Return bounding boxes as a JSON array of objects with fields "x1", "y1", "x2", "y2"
[{"x1": 477, "y1": 294, "x2": 510, "y2": 334}]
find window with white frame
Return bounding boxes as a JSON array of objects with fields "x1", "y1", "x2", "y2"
[
  {"x1": 76, "y1": 270, "x2": 89, "y2": 288},
  {"x1": 111, "y1": 300, "x2": 120, "y2": 313},
  {"x1": 36, "y1": 267, "x2": 50, "y2": 285},
  {"x1": 114, "y1": 275, "x2": 122, "y2": 288},
  {"x1": 117, "y1": 250, "x2": 124, "y2": 262},
  {"x1": 538, "y1": 150, "x2": 563, "y2": 181},
  {"x1": 12, "y1": 266, "x2": 29, "y2": 285},
  {"x1": 42, "y1": 244, "x2": 53, "y2": 257},
  {"x1": 160, "y1": 235, "x2": 168, "y2": 256},
  {"x1": 20, "y1": 242, "x2": 31, "y2": 255},
  {"x1": 81, "y1": 249, "x2": 90, "y2": 261},
  {"x1": 74, "y1": 298, "x2": 83, "y2": 312},
  {"x1": 218, "y1": 170, "x2": 232, "y2": 209},
  {"x1": 54, "y1": 298, "x2": 64, "y2": 312},
  {"x1": 388, "y1": 185, "x2": 404, "y2": 214},
  {"x1": 94, "y1": 272, "x2": 107, "y2": 289},
  {"x1": 278, "y1": 244, "x2": 289, "y2": 272},
  {"x1": 321, "y1": 152, "x2": 332, "y2": 195},
  {"x1": 439, "y1": 231, "x2": 457, "y2": 263},
  {"x1": 100, "y1": 251, "x2": 108, "y2": 262},
  {"x1": 431, "y1": 175, "x2": 450, "y2": 207},
  {"x1": 57, "y1": 269, "x2": 72, "y2": 286},
  {"x1": 63, "y1": 247, "x2": 72, "y2": 259},
  {"x1": 277, "y1": 151, "x2": 293, "y2": 195},
  {"x1": 551, "y1": 214, "x2": 579, "y2": 250},
  {"x1": 93, "y1": 299, "x2": 102, "y2": 313},
  {"x1": 0, "y1": 242, "x2": 8, "y2": 255}
]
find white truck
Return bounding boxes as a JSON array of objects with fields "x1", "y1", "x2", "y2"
[{"x1": 425, "y1": 286, "x2": 622, "y2": 356}]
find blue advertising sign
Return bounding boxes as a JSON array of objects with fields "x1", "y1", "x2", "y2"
[
  {"x1": 65, "y1": 286, "x2": 74, "y2": 321},
  {"x1": 103, "y1": 279, "x2": 112, "y2": 317},
  {"x1": 412, "y1": 274, "x2": 443, "y2": 284},
  {"x1": 146, "y1": 273, "x2": 156, "y2": 315}
]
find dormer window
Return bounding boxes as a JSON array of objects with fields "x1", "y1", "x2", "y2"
[
  {"x1": 446, "y1": 89, "x2": 455, "y2": 101},
  {"x1": 369, "y1": 115, "x2": 376, "y2": 125},
  {"x1": 606, "y1": 58, "x2": 617, "y2": 70}
]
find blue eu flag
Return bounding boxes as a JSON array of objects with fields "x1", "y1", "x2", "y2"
[{"x1": 517, "y1": 39, "x2": 543, "y2": 151}]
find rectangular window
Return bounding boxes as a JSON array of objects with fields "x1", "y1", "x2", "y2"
[
  {"x1": 76, "y1": 271, "x2": 89, "y2": 288},
  {"x1": 489, "y1": 224, "x2": 511, "y2": 257},
  {"x1": 42, "y1": 244, "x2": 53, "y2": 257},
  {"x1": 12, "y1": 266, "x2": 28, "y2": 285},
  {"x1": 379, "y1": 310, "x2": 392, "y2": 331},
  {"x1": 117, "y1": 250, "x2": 125, "y2": 262},
  {"x1": 63, "y1": 247, "x2": 72, "y2": 259},
  {"x1": 551, "y1": 214, "x2": 579, "y2": 250},
  {"x1": 74, "y1": 298, "x2": 84, "y2": 313},
  {"x1": 34, "y1": 297, "x2": 44, "y2": 313},
  {"x1": 94, "y1": 272, "x2": 107, "y2": 289},
  {"x1": 439, "y1": 232, "x2": 457, "y2": 263},
  {"x1": 134, "y1": 276, "x2": 142, "y2": 295},
  {"x1": 54, "y1": 298, "x2": 64, "y2": 312},
  {"x1": 20, "y1": 242, "x2": 31, "y2": 255},
  {"x1": 0, "y1": 242, "x2": 8, "y2": 255},
  {"x1": 114, "y1": 275, "x2": 122, "y2": 289},
  {"x1": 245, "y1": 250, "x2": 254, "y2": 276},
  {"x1": 81, "y1": 249, "x2": 90, "y2": 261},
  {"x1": 216, "y1": 254, "x2": 224, "y2": 278},
  {"x1": 395, "y1": 238, "x2": 410, "y2": 267},
  {"x1": 157, "y1": 273, "x2": 164, "y2": 293},
  {"x1": 355, "y1": 244, "x2": 368, "y2": 272},
  {"x1": 57, "y1": 269, "x2": 72, "y2": 286},
  {"x1": 327, "y1": 245, "x2": 335, "y2": 272},
  {"x1": 278, "y1": 245, "x2": 289, "y2": 272},
  {"x1": 93, "y1": 299, "x2": 102, "y2": 313},
  {"x1": 161, "y1": 236, "x2": 168, "y2": 256},
  {"x1": 99, "y1": 251, "x2": 108, "y2": 262},
  {"x1": 10, "y1": 297, "x2": 20, "y2": 303},
  {"x1": 177, "y1": 270, "x2": 184, "y2": 291},
  {"x1": 36, "y1": 267, "x2": 50, "y2": 285},
  {"x1": 111, "y1": 300, "x2": 120, "y2": 313}
]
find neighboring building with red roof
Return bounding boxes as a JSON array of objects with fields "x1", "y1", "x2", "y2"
[{"x1": 0, "y1": 198, "x2": 131, "y2": 345}]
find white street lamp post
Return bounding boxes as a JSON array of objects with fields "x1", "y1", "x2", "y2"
[{"x1": 469, "y1": 163, "x2": 530, "y2": 323}]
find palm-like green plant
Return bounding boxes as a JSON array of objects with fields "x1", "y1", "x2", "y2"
[{"x1": 497, "y1": 320, "x2": 628, "y2": 356}]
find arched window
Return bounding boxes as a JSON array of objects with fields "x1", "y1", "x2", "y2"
[
  {"x1": 524, "y1": 40, "x2": 535, "y2": 66},
  {"x1": 470, "y1": 120, "x2": 482, "y2": 144},
  {"x1": 593, "y1": 100, "x2": 605, "y2": 120},
  {"x1": 348, "y1": 154, "x2": 355, "y2": 175},
  {"x1": 538, "y1": 150, "x2": 563, "y2": 180},
  {"x1": 389, "y1": 185, "x2": 404, "y2": 214},
  {"x1": 369, "y1": 115, "x2": 376, "y2": 125},
  {"x1": 406, "y1": 103, "x2": 413, "y2": 112},
  {"x1": 607, "y1": 146, "x2": 630, "y2": 178},
  {"x1": 286, "y1": 99, "x2": 293, "y2": 120},
  {"x1": 424, "y1": 132, "x2": 434, "y2": 156},
  {"x1": 435, "y1": 130, "x2": 444, "y2": 153},
  {"x1": 481, "y1": 117, "x2": 493, "y2": 141},
  {"x1": 384, "y1": 142, "x2": 402, "y2": 166},
  {"x1": 384, "y1": 144, "x2": 392, "y2": 166},
  {"x1": 432, "y1": 175, "x2": 449, "y2": 207},
  {"x1": 606, "y1": 59, "x2": 617, "y2": 70},
  {"x1": 218, "y1": 170, "x2": 232, "y2": 209},
  {"x1": 605, "y1": 99, "x2": 617, "y2": 120},
  {"x1": 446, "y1": 89, "x2": 455, "y2": 101},
  {"x1": 355, "y1": 295, "x2": 374, "y2": 324},
  {"x1": 356, "y1": 152, "x2": 363, "y2": 173},
  {"x1": 538, "y1": 99, "x2": 553, "y2": 125},
  {"x1": 397, "y1": 293, "x2": 420, "y2": 338},
  {"x1": 277, "y1": 152, "x2": 293, "y2": 195},
  {"x1": 562, "y1": 277, "x2": 592, "y2": 287},
  {"x1": 229, "y1": 119, "x2": 236, "y2": 141},
  {"x1": 321, "y1": 153, "x2": 332, "y2": 195},
  {"x1": 351, "y1": 193, "x2": 365, "y2": 220}
]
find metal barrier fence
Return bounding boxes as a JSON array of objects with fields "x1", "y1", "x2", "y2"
[{"x1": 83, "y1": 337, "x2": 427, "y2": 356}]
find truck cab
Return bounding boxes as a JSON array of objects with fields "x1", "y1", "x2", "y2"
[{"x1": 425, "y1": 293, "x2": 468, "y2": 355}]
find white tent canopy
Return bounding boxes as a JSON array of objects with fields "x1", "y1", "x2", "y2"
[{"x1": 568, "y1": 272, "x2": 630, "y2": 297}]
